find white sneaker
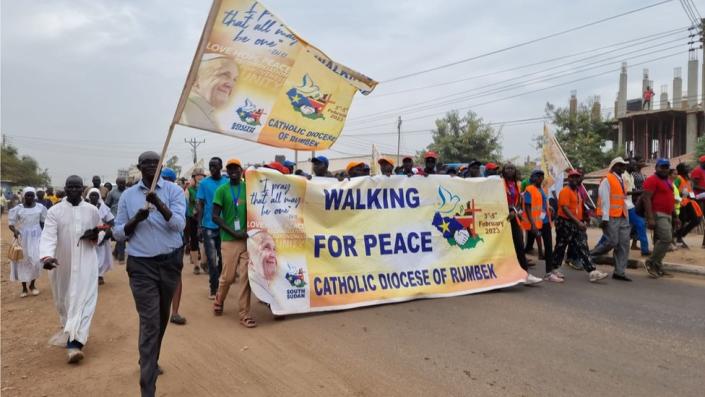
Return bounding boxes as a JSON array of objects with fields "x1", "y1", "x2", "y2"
[
  {"x1": 588, "y1": 270, "x2": 609, "y2": 283},
  {"x1": 544, "y1": 273, "x2": 565, "y2": 283},
  {"x1": 553, "y1": 270, "x2": 565, "y2": 278},
  {"x1": 524, "y1": 274, "x2": 544, "y2": 285},
  {"x1": 67, "y1": 348, "x2": 84, "y2": 364},
  {"x1": 31, "y1": 288, "x2": 40, "y2": 296}
]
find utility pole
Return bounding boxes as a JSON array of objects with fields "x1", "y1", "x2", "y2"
[
  {"x1": 701, "y1": 18, "x2": 704, "y2": 107},
  {"x1": 184, "y1": 137, "x2": 205, "y2": 164},
  {"x1": 396, "y1": 116, "x2": 402, "y2": 166}
]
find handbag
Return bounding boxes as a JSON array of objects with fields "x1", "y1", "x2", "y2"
[{"x1": 7, "y1": 238, "x2": 24, "y2": 262}]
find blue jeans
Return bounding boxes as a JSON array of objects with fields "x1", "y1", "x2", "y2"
[
  {"x1": 628, "y1": 208, "x2": 649, "y2": 254},
  {"x1": 202, "y1": 227, "x2": 222, "y2": 294}
]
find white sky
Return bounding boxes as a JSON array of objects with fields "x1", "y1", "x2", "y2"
[{"x1": 1, "y1": 0, "x2": 700, "y2": 185}]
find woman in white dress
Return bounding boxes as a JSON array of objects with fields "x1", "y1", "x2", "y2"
[
  {"x1": 87, "y1": 188, "x2": 114, "y2": 284},
  {"x1": 8, "y1": 187, "x2": 47, "y2": 297}
]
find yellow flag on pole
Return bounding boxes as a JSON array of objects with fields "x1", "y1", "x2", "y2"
[
  {"x1": 541, "y1": 124, "x2": 571, "y2": 195},
  {"x1": 173, "y1": 0, "x2": 377, "y2": 151}
]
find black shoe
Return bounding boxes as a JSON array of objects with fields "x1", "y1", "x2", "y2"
[
  {"x1": 643, "y1": 261, "x2": 660, "y2": 278},
  {"x1": 657, "y1": 269, "x2": 674, "y2": 278},
  {"x1": 641, "y1": 251, "x2": 652, "y2": 257},
  {"x1": 612, "y1": 273, "x2": 632, "y2": 282},
  {"x1": 98, "y1": 276, "x2": 105, "y2": 285}
]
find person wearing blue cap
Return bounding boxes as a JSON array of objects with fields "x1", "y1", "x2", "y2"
[
  {"x1": 160, "y1": 167, "x2": 177, "y2": 182},
  {"x1": 520, "y1": 169, "x2": 559, "y2": 282},
  {"x1": 311, "y1": 155, "x2": 331, "y2": 177},
  {"x1": 160, "y1": 167, "x2": 187, "y2": 325},
  {"x1": 642, "y1": 159, "x2": 679, "y2": 278},
  {"x1": 283, "y1": 160, "x2": 296, "y2": 174}
]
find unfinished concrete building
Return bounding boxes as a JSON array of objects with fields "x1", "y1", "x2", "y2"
[{"x1": 614, "y1": 51, "x2": 704, "y2": 160}]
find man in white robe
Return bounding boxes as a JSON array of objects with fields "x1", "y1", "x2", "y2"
[{"x1": 40, "y1": 175, "x2": 101, "y2": 364}]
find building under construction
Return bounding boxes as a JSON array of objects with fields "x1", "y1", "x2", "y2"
[{"x1": 614, "y1": 49, "x2": 704, "y2": 159}]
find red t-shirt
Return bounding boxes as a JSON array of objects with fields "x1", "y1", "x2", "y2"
[
  {"x1": 691, "y1": 166, "x2": 705, "y2": 194},
  {"x1": 643, "y1": 175, "x2": 675, "y2": 214}
]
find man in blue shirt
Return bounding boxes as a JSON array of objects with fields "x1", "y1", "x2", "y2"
[
  {"x1": 114, "y1": 151, "x2": 186, "y2": 397},
  {"x1": 197, "y1": 157, "x2": 228, "y2": 298}
]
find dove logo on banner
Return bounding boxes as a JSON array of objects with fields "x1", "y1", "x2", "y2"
[{"x1": 432, "y1": 186, "x2": 484, "y2": 250}]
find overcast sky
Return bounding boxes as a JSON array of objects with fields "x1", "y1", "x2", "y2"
[{"x1": 1, "y1": 0, "x2": 698, "y2": 185}]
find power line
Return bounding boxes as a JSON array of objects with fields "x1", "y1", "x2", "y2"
[
  {"x1": 688, "y1": 0, "x2": 702, "y2": 19},
  {"x1": 381, "y1": 0, "x2": 674, "y2": 83},
  {"x1": 348, "y1": 37, "x2": 687, "y2": 124},
  {"x1": 369, "y1": 27, "x2": 688, "y2": 99},
  {"x1": 342, "y1": 50, "x2": 685, "y2": 133},
  {"x1": 679, "y1": 0, "x2": 699, "y2": 24}
]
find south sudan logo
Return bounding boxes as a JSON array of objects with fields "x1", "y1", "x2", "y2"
[
  {"x1": 286, "y1": 74, "x2": 330, "y2": 120},
  {"x1": 285, "y1": 268, "x2": 307, "y2": 288},
  {"x1": 432, "y1": 186, "x2": 483, "y2": 250},
  {"x1": 235, "y1": 98, "x2": 265, "y2": 126}
]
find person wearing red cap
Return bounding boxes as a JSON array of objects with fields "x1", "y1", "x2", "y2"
[
  {"x1": 264, "y1": 162, "x2": 290, "y2": 174},
  {"x1": 423, "y1": 151, "x2": 439, "y2": 175},
  {"x1": 484, "y1": 162, "x2": 499, "y2": 177},
  {"x1": 554, "y1": 171, "x2": 609, "y2": 282}
]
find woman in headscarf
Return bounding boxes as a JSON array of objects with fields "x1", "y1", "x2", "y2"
[
  {"x1": 8, "y1": 187, "x2": 47, "y2": 297},
  {"x1": 87, "y1": 188, "x2": 114, "y2": 284}
]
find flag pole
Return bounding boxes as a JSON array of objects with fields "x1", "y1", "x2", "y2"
[
  {"x1": 547, "y1": 124, "x2": 597, "y2": 208},
  {"x1": 150, "y1": 123, "x2": 177, "y2": 192},
  {"x1": 150, "y1": 0, "x2": 222, "y2": 193}
]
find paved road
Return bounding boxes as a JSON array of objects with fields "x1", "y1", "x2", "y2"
[{"x1": 2, "y1": 259, "x2": 704, "y2": 396}]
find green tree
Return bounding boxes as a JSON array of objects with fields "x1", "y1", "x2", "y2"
[
  {"x1": 425, "y1": 110, "x2": 502, "y2": 163},
  {"x1": 1, "y1": 141, "x2": 51, "y2": 186},
  {"x1": 695, "y1": 136, "x2": 705, "y2": 166},
  {"x1": 165, "y1": 155, "x2": 182, "y2": 177},
  {"x1": 544, "y1": 100, "x2": 620, "y2": 173}
]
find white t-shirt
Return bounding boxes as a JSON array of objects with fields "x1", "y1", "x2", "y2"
[{"x1": 622, "y1": 171, "x2": 635, "y2": 209}]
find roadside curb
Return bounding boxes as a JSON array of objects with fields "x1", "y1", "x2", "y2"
[{"x1": 591, "y1": 256, "x2": 705, "y2": 277}]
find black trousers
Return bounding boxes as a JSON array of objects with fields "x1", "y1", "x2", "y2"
[
  {"x1": 537, "y1": 223, "x2": 554, "y2": 273},
  {"x1": 510, "y1": 217, "x2": 528, "y2": 271},
  {"x1": 675, "y1": 203, "x2": 702, "y2": 239},
  {"x1": 127, "y1": 250, "x2": 182, "y2": 397}
]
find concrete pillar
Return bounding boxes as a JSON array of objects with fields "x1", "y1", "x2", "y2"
[
  {"x1": 686, "y1": 113, "x2": 697, "y2": 153},
  {"x1": 617, "y1": 62, "x2": 628, "y2": 117},
  {"x1": 569, "y1": 90, "x2": 577, "y2": 122},
  {"x1": 591, "y1": 95, "x2": 601, "y2": 121},
  {"x1": 687, "y1": 55, "x2": 698, "y2": 108},
  {"x1": 673, "y1": 67, "x2": 683, "y2": 109},
  {"x1": 660, "y1": 85, "x2": 668, "y2": 110},
  {"x1": 642, "y1": 69, "x2": 649, "y2": 95},
  {"x1": 618, "y1": 121, "x2": 625, "y2": 154}
]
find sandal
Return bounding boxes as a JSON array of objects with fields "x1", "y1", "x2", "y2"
[
  {"x1": 213, "y1": 301, "x2": 223, "y2": 316},
  {"x1": 239, "y1": 316, "x2": 257, "y2": 328}
]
